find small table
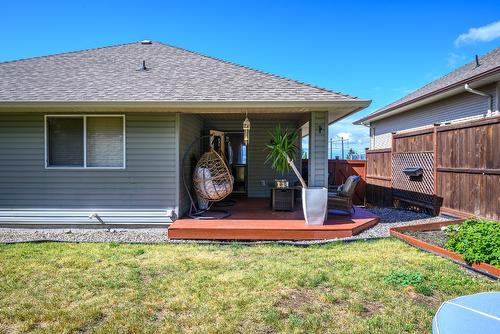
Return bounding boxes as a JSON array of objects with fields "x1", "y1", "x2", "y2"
[{"x1": 270, "y1": 187, "x2": 295, "y2": 211}]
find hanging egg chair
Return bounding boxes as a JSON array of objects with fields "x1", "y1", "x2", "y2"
[
  {"x1": 193, "y1": 149, "x2": 234, "y2": 201},
  {"x1": 181, "y1": 128, "x2": 246, "y2": 219}
]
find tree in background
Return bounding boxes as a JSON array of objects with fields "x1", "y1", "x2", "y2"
[{"x1": 346, "y1": 148, "x2": 357, "y2": 160}]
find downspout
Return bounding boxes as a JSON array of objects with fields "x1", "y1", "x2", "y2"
[{"x1": 464, "y1": 84, "x2": 493, "y2": 116}]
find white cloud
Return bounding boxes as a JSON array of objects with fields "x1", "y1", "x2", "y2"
[
  {"x1": 337, "y1": 132, "x2": 352, "y2": 140},
  {"x1": 326, "y1": 114, "x2": 370, "y2": 156},
  {"x1": 455, "y1": 21, "x2": 500, "y2": 47}
]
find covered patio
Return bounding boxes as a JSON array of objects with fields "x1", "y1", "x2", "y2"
[
  {"x1": 175, "y1": 109, "x2": 378, "y2": 240},
  {"x1": 173, "y1": 104, "x2": 375, "y2": 241},
  {"x1": 169, "y1": 198, "x2": 379, "y2": 240}
]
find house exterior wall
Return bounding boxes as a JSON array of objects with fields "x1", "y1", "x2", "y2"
[
  {"x1": 178, "y1": 113, "x2": 204, "y2": 216},
  {"x1": 370, "y1": 82, "x2": 499, "y2": 149},
  {"x1": 308, "y1": 111, "x2": 329, "y2": 187},
  {"x1": 203, "y1": 117, "x2": 302, "y2": 198},
  {"x1": 0, "y1": 112, "x2": 178, "y2": 210}
]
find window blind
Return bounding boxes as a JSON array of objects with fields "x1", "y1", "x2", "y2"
[
  {"x1": 47, "y1": 117, "x2": 84, "y2": 167},
  {"x1": 86, "y1": 117, "x2": 124, "y2": 167}
]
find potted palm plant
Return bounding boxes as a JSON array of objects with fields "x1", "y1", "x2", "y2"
[{"x1": 265, "y1": 125, "x2": 327, "y2": 225}]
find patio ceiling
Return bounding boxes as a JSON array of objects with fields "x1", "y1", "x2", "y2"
[{"x1": 197, "y1": 106, "x2": 361, "y2": 133}]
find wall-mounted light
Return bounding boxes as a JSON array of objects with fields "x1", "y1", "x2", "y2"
[{"x1": 319, "y1": 125, "x2": 323, "y2": 134}]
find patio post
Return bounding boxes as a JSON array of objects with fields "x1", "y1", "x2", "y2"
[{"x1": 308, "y1": 111, "x2": 329, "y2": 188}]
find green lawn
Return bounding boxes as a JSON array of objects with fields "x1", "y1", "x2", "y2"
[{"x1": 0, "y1": 239, "x2": 498, "y2": 333}]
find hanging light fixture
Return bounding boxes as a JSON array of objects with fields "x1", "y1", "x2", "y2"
[{"x1": 243, "y1": 112, "x2": 251, "y2": 145}]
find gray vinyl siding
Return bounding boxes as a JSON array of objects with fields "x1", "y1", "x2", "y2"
[
  {"x1": 370, "y1": 83, "x2": 498, "y2": 149},
  {"x1": 308, "y1": 111, "x2": 328, "y2": 187},
  {"x1": 203, "y1": 118, "x2": 302, "y2": 198},
  {"x1": 0, "y1": 112, "x2": 177, "y2": 209},
  {"x1": 178, "y1": 113, "x2": 203, "y2": 216}
]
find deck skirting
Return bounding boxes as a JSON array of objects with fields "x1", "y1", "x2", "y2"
[{"x1": 169, "y1": 199, "x2": 379, "y2": 240}]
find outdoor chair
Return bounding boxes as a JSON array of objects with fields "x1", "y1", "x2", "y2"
[
  {"x1": 328, "y1": 175, "x2": 361, "y2": 215},
  {"x1": 328, "y1": 172, "x2": 346, "y2": 192}
]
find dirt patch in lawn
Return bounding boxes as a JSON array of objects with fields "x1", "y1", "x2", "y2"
[
  {"x1": 276, "y1": 289, "x2": 319, "y2": 309},
  {"x1": 77, "y1": 312, "x2": 108, "y2": 333},
  {"x1": 404, "y1": 286, "x2": 440, "y2": 309},
  {"x1": 275, "y1": 287, "x2": 345, "y2": 309},
  {"x1": 361, "y1": 300, "x2": 383, "y2": 317}
]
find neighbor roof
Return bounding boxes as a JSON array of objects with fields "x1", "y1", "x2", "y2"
[
  {"x1": 355, "y1": 46, "x2": 500, "y2": 125},
  {"x1": 0, "y1": 41, "x2": 363, "y2": 103}
]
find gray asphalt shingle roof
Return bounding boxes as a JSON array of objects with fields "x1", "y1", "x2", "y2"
[
  {"x1": 0, "y1": 41, "x2": 358, "y2": 102},
  {"x1": 356, "y1": 46, "x2": 500, "y2": 124}
]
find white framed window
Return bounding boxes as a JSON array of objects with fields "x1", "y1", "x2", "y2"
[{"x1": 44, "y1": 115, "x2": 126, "y2": 169}]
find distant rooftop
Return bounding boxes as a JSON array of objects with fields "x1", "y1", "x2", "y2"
[{"x1": 355, "y1": 46, "x2": 500, "y2": 124}]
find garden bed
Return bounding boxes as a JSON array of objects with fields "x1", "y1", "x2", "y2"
[{"x1": 390, "y1": 219, "x2": 500, "y2": 279}]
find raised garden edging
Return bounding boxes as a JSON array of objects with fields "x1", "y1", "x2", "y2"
[{"x1": 390, "y1": 220, "x2": 500, "y2": 279}]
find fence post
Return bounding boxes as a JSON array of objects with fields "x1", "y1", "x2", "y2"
[{"x1": 433, "y1": 124, "x2": 440, "y2": 214}]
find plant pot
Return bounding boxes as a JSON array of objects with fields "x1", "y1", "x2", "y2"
[{"x1": 302, "y1": 187, "x2": 328, "y2": 225}]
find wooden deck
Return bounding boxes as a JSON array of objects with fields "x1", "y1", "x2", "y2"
[{"x1": 168, "y1": 198, "x2": 379, "y2": 240}]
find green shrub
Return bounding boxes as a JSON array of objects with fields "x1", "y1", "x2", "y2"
[
  {"x1": 384, "y1": 270, "x2": 433, "y2": 295},
  {"x1": 445, "y1": 218, "x2": 500, "y2": 267},
  {"x1": 384, "y1": 271, "x2": 424, "y2": 286}
]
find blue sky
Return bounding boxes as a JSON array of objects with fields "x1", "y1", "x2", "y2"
[{"x1": 1, "y1": 1, "x2": 499, "y2": 156}]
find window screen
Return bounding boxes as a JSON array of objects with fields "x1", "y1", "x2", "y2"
[
  {"x1": 47, "y1": 117, "x2": 84, "y2": 167},
  {"x1": 86, "y1": 117, "x2": 124, "y2": 167}
]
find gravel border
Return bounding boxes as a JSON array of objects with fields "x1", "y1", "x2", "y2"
[
  {"x1": 345, "y1": 207, "x2": 453, "y2": 240},
  {"x1": 0, "y1": 208, "x2": 453, "y2": 245}
]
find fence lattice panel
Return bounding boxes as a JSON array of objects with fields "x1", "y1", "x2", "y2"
[{"x1": 392, "y1": 152, "x2": 434, "y2": 205}]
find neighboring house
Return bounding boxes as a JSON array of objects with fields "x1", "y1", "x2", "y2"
[
  {"x1": 355, "y1": 47, "x2": 500, "y2": 148},
  {"x1": 356, "y1": 46, "x2": 500, "y2": 220},
  {"x1": 0, "y1": 41, "x2": 370, "y2": 225}
]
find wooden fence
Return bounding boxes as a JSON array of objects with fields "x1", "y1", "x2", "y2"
[
  {"x1": 365, "y1": 115, "x2": 500, "y2": 220},
  {"x1": 302, "y1": 159, "x2": 366, "y2": 205},
  {"x1": 365, "y1": 149, "x2": 392, "y2": 206},
  {"x1": 328, "y1": 160, "x2": 366, "y2": 205}
]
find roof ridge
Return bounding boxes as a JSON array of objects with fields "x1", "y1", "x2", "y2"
[
  {"x1": 0, "y1": 40, "x2": 141, "y2": 65},
  {"x1": 154, "y1": 41, "x2": 358, "y2": 99},
  {"x1": 401, "y1": 46, "x2": 500, "y2": 98},
  {"x1": 355, "y1": 46, "x2": 500, "y2": 124}
]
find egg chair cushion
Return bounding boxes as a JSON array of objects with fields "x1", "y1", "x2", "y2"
[{"x1": 193, "y1": 150, "x2": 233, "y2": 201}]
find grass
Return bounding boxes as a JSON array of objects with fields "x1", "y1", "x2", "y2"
[{"x1": 0, "y1": 239, "x2": 498, "y2": 333}]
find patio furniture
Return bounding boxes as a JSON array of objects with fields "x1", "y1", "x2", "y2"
[
  {"x1": 193, "y1": 149, "x2": 234, "y2": 202},
  {"x1": 271, "y1": 187, "x2": 295, "y2": 211},
  {"x1": 328, "y1": 171, "x2": 345, "y2": 192},
  {"x1": 328, "y1": 175, "x2": 361, "y2": 215},
  {"x1": 182, "y1": 131, "x2": 238, "y2": 219}
]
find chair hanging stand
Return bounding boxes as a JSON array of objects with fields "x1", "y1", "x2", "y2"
[{"x1": 181, "y1": 133, "x2": 237, "y2": 219}]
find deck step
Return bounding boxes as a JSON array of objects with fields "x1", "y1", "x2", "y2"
[{"x1": 169, "y1": 207, "x2": 379, "y2": 241}]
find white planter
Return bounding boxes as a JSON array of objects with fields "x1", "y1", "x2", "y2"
[{"x1": 302, "y1": 187, "x2": 328, "y2": 225}]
